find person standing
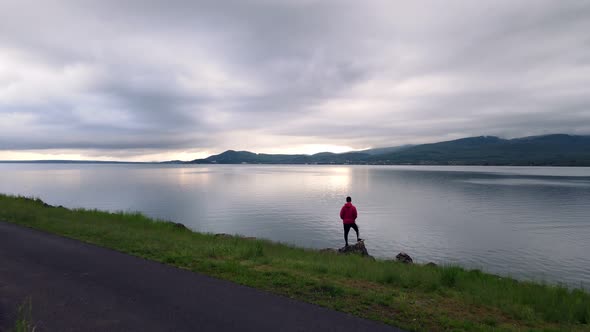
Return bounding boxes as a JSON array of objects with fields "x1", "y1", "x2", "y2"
[{"x1": 340, "y1": 196, "x2": 362, "y2": 247}]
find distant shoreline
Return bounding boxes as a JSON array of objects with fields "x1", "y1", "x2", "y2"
[
  {"x1": 0, "y1": 160, "x2": 152, "y2": 164},
  {"x1": 2, "y1": 134, "x2": 590, "y2": 166},
  {"x1": 2, "y1": 160, "x2": 590, "y2": 167}
]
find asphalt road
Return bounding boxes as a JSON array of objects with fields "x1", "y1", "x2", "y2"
[{"x1": 0, "y1": 221, "x2": 405, "y2": 332}]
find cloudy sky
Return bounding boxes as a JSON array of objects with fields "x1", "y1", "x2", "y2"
[{"x1": 0, "y1": 0, "x2": 589, "y2": 161}]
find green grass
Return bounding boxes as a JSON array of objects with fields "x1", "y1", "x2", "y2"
[
  {"x1": 10, "y1": 298, "x2": 35, "y2": 332},
  {"x1": 1, "y1": 194, "x2": 589, "y2": 332}
]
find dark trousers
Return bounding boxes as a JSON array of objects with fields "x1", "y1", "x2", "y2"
[{"x1": 343, "y1": 223, "x2": 359, "y2": 245}]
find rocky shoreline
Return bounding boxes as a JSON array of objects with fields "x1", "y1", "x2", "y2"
[{"x1": 214, "y1": 234, "x2": 434, "y2": 266}]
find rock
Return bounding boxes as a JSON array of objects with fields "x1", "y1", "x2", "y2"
[
  {"x1": 426, "y1": 262, "x2": 437, "y2": 267},
  {"x1": 214, "y1": 233, "x2": 233, "y2": 238},
  {"x1": 338, "y1": 240, "x2": 370, "y2": 257},
  {"x1": 396, "y1": 252, "x2": 413, "y2": 264},
  {"x1": 214, "y1": 234, "x2": 256, "y2": 240},
  {"x1": 166, "y1": 222, "x2": 188, "y2": 230}
]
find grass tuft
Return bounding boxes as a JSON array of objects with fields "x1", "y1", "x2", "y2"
[
  {"x1": 10, "y1": 298, "x2": 35, "y2": 332},
  {"x1": 440, "y1": 266, "x2": 461, "y2": 288}
]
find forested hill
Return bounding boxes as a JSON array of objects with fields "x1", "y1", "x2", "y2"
[
  {"x1": 189, "y1": 134, "x2": 590, "y2": 166},
  {"x1": 189, "y1": 150, "x2": 371, "y2": 164}
]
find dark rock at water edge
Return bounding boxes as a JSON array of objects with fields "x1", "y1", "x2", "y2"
[
  {"x1": 41, "y1": 202, "x2": 65, "y2": 209},
  {"x1": 214, "y1": 233, "x2": 257, "y2": 240},
  {"x1": 165, "y1": 222, "x2": 188, "y2": 230},
  {"x1": 338, "y1": 240, "x2": 371, "y2": 257},
  {"x1": 322, "y1": 244, "x2": 414, "y2": 263},
  {"x1": 396, "y1": 252, "x2": 413, "y2": 264},
  {"x1": 320, "y1": 240, "x2": 373, "y2": 258},
  {"x1": 215, "y1": 233, "x2": 233, "y2": 238}
]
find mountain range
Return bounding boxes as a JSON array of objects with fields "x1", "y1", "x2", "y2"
[{"x1": 189, "y1": 134, "x2": 590, "y2": 166}]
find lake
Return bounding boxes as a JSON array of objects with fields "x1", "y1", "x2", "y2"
[{"x1": 1, "y1": 164, "x2": 589, "y2": 287}]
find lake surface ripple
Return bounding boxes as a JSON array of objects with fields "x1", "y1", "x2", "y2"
[{"x1": 1, "y1": 164, "x2": 589, "y2": 287}]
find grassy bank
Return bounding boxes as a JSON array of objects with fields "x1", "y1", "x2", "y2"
[{"x1": 1, "y1": 194, "x2": 588, "y2": 331}]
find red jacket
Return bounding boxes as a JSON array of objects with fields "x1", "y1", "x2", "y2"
[{"x1": 340, "y1": 202, "x2": 358, "y2": 224}]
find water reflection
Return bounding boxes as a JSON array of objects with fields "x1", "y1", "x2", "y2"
[{"x1": 0, "y1": 164, "x2": 589, "y2": 287}]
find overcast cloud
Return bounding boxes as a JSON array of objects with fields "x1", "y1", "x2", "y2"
[{"x1": 1, "y1": 0, "x2": 589, "y2": 160}]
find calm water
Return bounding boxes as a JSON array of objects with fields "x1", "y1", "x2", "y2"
[{"x1": 1, "y1": 164, "x2": 589, "y2": 287}]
